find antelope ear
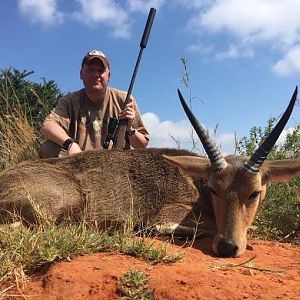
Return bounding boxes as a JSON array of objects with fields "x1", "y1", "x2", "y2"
[
  {"x1": 262, "y1": 159, "x2": 300, "y2": 183},
  {"x1": 163, "y1": 155, "x2": 211, "y2": 178}
]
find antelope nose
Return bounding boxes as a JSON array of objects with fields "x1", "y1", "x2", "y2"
[{"x1": 217, "y1": 239, "x2": 238, "y2": 257}]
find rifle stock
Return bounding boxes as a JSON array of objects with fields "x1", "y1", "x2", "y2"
[{"x1": 103, "y1": 8, "x2": 156, "y2": 149}]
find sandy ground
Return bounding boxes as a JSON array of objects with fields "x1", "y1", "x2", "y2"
[{"x1": 3, "y1": 237, "x2": 300, "y2": 299}]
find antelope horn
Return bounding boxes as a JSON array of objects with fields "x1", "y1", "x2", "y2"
[
  {"x1": 177, "y1": 89, "x2": 227, "y2": 171},
  {"x1": 244, "y1": 86, "x2": 298, "y2": 173}
]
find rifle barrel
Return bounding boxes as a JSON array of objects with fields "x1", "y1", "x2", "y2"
[
  {"x1": 122, "y1": 7, "x2": 156, "y2": 109},
  {"x1": 112, "y1": 8, "x2": 156, "y2": 149}
]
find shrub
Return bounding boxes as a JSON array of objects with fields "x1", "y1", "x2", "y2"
[
  {"x1": 0, "y1": 68, "x2": 60, "y2": 170},
  {"x1": 236, "y1": 119, "x2": 300, "y2": 242}
]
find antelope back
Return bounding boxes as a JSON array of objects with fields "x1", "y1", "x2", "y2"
[{"x1": 0, "y1": 149, "x2": 201, "y2": 228}]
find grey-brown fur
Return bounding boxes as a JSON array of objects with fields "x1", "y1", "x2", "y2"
[
  {"x1": 2, "y1": 147, "x2": 300, "y2": 257},
  {"x1": 0, "y1": 148, "x2": 213, "y2": 233}
]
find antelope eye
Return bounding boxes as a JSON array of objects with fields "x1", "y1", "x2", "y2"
[
  {"x1": 208, "y1": 187, "x2": 218, "y2": 197},
  {"x1": 249, "y1": 191, "x2": 260, "y2": 201}
]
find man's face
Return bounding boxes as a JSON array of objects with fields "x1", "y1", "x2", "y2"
[{"x1": 80, "y1": 59, "x2": 110, "y2": 93}]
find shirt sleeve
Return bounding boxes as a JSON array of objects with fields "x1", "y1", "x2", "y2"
[{"x1": 44, "y1": 95, "x2": 72, "y2": 133}]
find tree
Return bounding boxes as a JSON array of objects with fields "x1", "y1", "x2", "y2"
[{"x1": 0, "y1": 68, "x2": 61, "y2": 136}]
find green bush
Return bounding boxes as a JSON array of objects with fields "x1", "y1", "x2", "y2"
[
  {"x1": 254, "y1": 178, "x2": 300, "y2": 242},
  {"x1": 0, "y1": 68, "x2": 60, "y2": 136},
  {"x1": 237, "y1": 119, "x2": 300, "y2": 242},
  {"x1": 0, "y1": 68, "x2": 60, "y2": 169}
]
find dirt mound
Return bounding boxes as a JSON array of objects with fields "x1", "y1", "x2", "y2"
[{"x1": 4, "y1": 238, "x2": 300, "y2": 299}]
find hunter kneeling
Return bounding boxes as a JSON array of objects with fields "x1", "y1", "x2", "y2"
[{"x1": 39, "y1": 49, "x2": 149, "y2": 158}]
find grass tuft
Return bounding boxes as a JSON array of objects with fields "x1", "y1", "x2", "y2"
[
  {"x1": 0, "y1": 222, "x2": 183, "y2": 288},
  {"x1": 117, "y1": 269, "x2": 155, "y2": 300},
  {"x1": 118, "y1": 235, "x2": 183, "y2": 265}
]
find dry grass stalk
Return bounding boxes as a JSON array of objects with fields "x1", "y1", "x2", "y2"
[
  {"x1": 0, "y1": 79, "x2": 38, "y2": 170},
  {"x1": 211, "y1": 255, "x2": 285, "y2": 274}
]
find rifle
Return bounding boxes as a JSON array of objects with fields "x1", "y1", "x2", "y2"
[{"x1": 102, "y1": 7, "x2": 156, "y2": 150}]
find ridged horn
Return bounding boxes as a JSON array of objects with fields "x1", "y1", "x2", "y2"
[
  {"x1": 177, "y1": 89, "x2": 228, "y2": 171},
  {"x1": 244, "y1": 86, "x2": 298, "y2": 173}
]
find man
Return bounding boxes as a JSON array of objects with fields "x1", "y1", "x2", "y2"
[{"x1": 39, "y1": 49, "x2": 149, "y2": 158}]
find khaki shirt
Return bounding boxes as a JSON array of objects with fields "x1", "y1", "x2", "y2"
[{"x1": 45, "y1": 87, "x2": 149, "y2": 150}]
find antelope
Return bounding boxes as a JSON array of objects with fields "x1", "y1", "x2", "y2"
[{"x1": 0, "y1": 87, "x2": 298, "y2": 257}]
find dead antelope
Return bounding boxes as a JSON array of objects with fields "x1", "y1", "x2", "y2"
[
  {"x1": 0, "y1": 87, "x2": 298, "y2": 258},
  {"x1": 173, "y1": 87, "x2": 300, "y2": 257}
]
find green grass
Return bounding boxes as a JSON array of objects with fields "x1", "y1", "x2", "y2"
[
  {"x1": 117, "y1": 269, "x2": 155, "y2": 300},
  {"x1": 0, "y1": 222, "x2": 182, "y2": 287},
  {"x1": 119, "y1": 234, "x2": 183, "y2": 265}
]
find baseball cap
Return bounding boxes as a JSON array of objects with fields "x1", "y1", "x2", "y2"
[{"x1": 81, "y1": 50, "x2": 110, "y2": 68}]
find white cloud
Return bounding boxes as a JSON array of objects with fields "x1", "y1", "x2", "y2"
[
  {"x1": 142, "y1": 111, "x2": 298, "y2": 157},
  {"x1": 186, "y1": 44, "x2": 214, "y2": 54},
  {"x1": 185, "y1": 0, "x2": 300, "y2": 75},
  {"x1": 215, "y1": 44, "x2": 254, "y2": 60},
  {"x1": 142, "y1": 112, "x2": 235, "y2": 154},
  {"x1": 215, "y1": 132, "x2": 235, "y2": 155},
  {"x1": 174, "y1": 0, "x2": 211, "y2": 10},
  {"x1": 197, "y1": 0, "x2": 300, "y2": 46},
  {"x1": 73, "y1": 0, "x2": 131, "y2": 38},
  {"x1": 18, "y1": 0, "x2": 63, "y2": 25},
  {"x1": 276, "y1": 127, "x2": 297, "y2": 146},
  {"x1": 272, "y1": 44, "x2": 300, "y2": 76},
  {"x1": 142, "y1": 112, "x2": 192, "y2": 148},
  {"x1": 127, "y1": 0, "x2": 166, "y2": 13}
]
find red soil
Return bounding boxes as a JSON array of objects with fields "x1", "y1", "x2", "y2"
[{"x1": 3, "y1": 238, "x2": 300, "y2": 299}]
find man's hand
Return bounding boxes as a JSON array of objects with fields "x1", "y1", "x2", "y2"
[
  {"x1": 68, "y1": 142, "x2": 82, "y2": 156},
  {"x1": 119, "y1": 101, "x2": 135, "y2": 130}
]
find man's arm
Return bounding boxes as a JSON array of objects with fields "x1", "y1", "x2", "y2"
[
  {"x1": 128, "y1": 130, "x2": 148, "y2": 148},
  {"x1": 40, "y1": 120, "x2": 82, "y2": 155}
]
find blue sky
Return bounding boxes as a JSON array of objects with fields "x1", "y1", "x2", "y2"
[{"x1": 1, "y1": 0, "x2": 300, "y2": 153}]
